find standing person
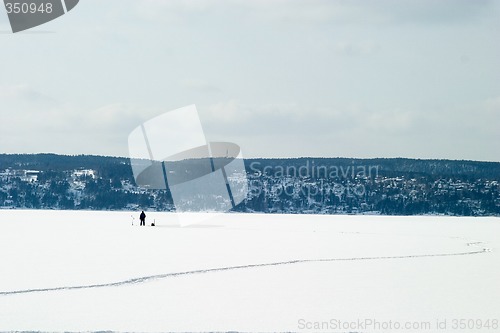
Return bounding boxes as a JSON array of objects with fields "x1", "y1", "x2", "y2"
[{"x1": 140, "y1": 211, "x2": 146, "y2": 226}]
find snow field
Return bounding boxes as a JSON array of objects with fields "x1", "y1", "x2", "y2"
[{"x1": 0, "y1": 210, "x2": 499, "y2": 332}]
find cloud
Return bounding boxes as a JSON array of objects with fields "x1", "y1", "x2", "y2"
[
  {"x1": 0, "y1": 0, "x2": 498, "y2": 162},
  {"x1": 203, "y1": 100, "x2": 412, "y2": 133},
  {"x1": 368, "y1": 0, "x2": 495, "y2": 25},
  {"x1": 72, "y1": 104, "x2": 146, "y2": 134},
  {"x1": 203, "y1": 100, "x2": 304, "y2": 128},
  {"x1": 135, "y1": 0, "x2": 347, "y2": 25},
  {"x1": 335, "y1": 42, "x2": 380, "y2": 57},
  {"x1": 0, "y1": 84, "x2": 55, "y2": 103},
  {"x1": 484, "y1": 96, "x2": 500, "y2": 113},
  {"x1": 135, "y1": 0, "x2": 497, "y2": 26},
  {"x1": 181, "y1": 79, "x2": 221, "y2": 93},
  {"x1": 140, "y1": 0, "x2": 219, "y2": 12},
  {"x1": 0, "y1": 99, "x2": 157, "y2": 156},
  {"x1": 199, "y1": 99, "x2": 499, "y2": 161}
]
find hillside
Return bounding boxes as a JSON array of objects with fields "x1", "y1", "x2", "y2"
[{"x1": 0, "y1": 154, "x2": 499, "y2": 216}]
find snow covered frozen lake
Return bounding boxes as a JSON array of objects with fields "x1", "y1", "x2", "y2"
[{"x1": 0, "y1": 210, "x2": 499, "y2": 332}]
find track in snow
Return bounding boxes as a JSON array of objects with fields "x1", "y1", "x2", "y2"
[{"x1": 0, "y1": 245, "x2": 489, "y2": 297}]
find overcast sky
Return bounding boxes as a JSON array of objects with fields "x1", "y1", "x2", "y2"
[{"x1": 0, "y1": 0, "x2": 499, "y2": 161}]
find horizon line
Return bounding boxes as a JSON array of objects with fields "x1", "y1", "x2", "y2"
[{"x1": 0, "y1": 152, "x2": 499, "y2": 164}]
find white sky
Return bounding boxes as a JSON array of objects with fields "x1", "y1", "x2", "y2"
[{"x1": 0, "y1": 0, "x2": 499, "y2": 161}]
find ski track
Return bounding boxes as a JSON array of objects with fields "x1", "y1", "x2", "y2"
[{"x1": 0, "y1": 243, "x2": 490, "y2": 297}]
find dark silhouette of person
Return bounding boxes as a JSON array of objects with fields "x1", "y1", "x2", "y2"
[{"x1": 139, "y1": 211, "x2": 146, "y2": 226}]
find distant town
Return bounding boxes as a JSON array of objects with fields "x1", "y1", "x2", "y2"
[{"x1": 0, "y1": 154, "x2": 499, "y2": 216}]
